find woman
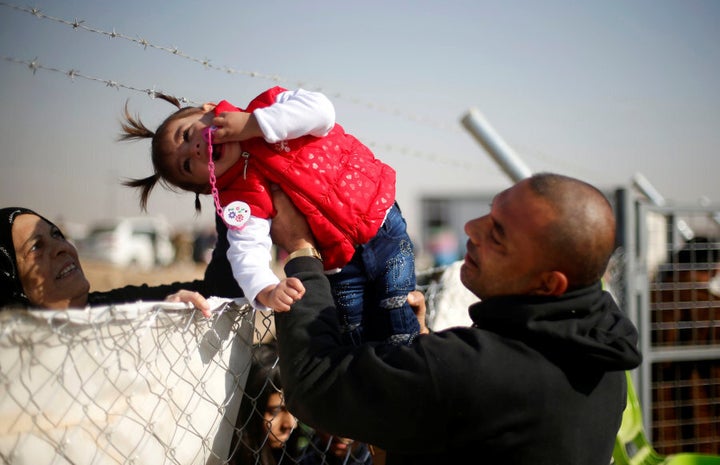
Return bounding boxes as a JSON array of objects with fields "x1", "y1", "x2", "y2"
[
  {"x1": 0, "y1": 207, "x2": 240, "y2": 312},
  {"x1": 229, "y1": 342, "x2": 306, "y2": 465},
  {"x1": 229, "y1": 342, "x2": 374, "y2": 465}
]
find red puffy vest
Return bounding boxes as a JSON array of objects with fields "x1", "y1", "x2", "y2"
[{"x1": 214, "y1": 87, "x2": 396, "y2": 270}]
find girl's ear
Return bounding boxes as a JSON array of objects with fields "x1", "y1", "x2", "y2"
[{"x1": 201, "y1": 102, "x2": 217, "y2": 112}]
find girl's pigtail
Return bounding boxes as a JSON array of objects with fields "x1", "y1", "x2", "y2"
[
  {"x1": 154, "y1": 92, "x2": 181, "y2": 110},
  {"x1": 122, "y1": 174, "x2": 160, "y2": 212},
  {"x1": 119, "y1": 101, "x2": 154, "y2": 141},
  {"x1": 118, "y1": 93, "x2": 183, "y2": 211}
]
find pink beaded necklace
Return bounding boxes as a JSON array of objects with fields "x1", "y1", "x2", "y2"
[{"x1": 203, "y1": 126, "x2": 250, "y2": 231}]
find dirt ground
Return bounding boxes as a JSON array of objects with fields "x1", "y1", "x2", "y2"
[
  {"x1": 82, "y1": 259, "x2": 208, "y2": 292},
  {"x1": 82, "y1": 258, "x2": 278, "y2": 342}
]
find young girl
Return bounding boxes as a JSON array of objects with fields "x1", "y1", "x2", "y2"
[{"x1": 120, "y1": 87, "x2": 419, "y2": 345}]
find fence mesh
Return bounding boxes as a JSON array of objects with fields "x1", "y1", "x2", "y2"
[
  {"x1": 0, "y1": 263, "x2": 475, "y2": 465},
  {"x1": 643, "y1": 209, "x2": 720, "y2": 454},
  {"x1": 0, "y1": 296, "x2": 401, "y2": 465},
  {"x1": 6, "y1": 224, "x2": 718, "y2": 463},
  {"x1": 0, "y1": 298, "x2": 254, "y2": 465}
]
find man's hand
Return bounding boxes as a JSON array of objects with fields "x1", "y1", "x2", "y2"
[
  {"x1": 165, "y1": 290, "x2": 211, "y2": 318},
  {"x1": 269, "y1": 184, "x2": 316, "y2": 254},
  {"x1": 408, "y1": 290, "x2": 430, "y2": 335}
]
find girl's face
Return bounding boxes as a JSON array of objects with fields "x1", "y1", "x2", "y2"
[
  {"x1": 12, "y1": 214, "x2": 90, "y2": 309},
  {"x1": 161, "y1": 105, "x2": 242, "y2": 188},
  {"x1": 263, "y1": 392, "x2": 297, "y2": 449}
]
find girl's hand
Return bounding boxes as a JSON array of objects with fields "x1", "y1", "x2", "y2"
[
  {"x1": 211, "y1": 112, "x2": 263, "y2": 142},
  {"x1": 258, "y1": 278, "x2": 306, "y2": 312}
]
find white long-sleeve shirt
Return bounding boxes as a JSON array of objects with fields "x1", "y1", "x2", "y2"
[{"x1": 225, "y1": 88, "x2": 335, "y2": 309}]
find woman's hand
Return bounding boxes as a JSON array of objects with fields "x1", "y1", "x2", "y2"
[{"x1": 165, "y1": 290, "x2": 211, "y2": 318}]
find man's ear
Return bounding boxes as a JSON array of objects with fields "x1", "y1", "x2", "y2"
[
  {"x1": 201, "y1": 102, "x2": 217, "y2": 112},
  {"x1": 534, "y1": 271, "x2": 568, "y2": 296}
]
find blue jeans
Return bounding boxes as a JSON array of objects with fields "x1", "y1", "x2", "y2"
[{"x1": 327, "y1": 203, "x2": 420, "y2": 345}]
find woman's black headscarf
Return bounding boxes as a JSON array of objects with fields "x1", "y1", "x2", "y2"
[{"x1": 0, "y1": 207, "x2": 55, "y2": 308}]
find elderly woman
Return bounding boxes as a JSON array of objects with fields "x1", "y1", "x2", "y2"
[{"x1": 0, "y1": 207, "x2": 241, "y2": 313}]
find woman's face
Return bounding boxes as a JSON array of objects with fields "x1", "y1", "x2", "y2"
[
  {"x1": 12, "y1": 214, "x2": 90, "y2": 308},
  {"x1": 263, "y1": 392, "x2": 297, "y2": 449}
]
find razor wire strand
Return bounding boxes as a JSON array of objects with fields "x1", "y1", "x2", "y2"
[
  {"x1": 0, "y1": 2, "x2": 622, "y2": 182},
  {"x1": 0, "y1": 2, "x2": 621, "y2": 179},
  {"x1": 0, "y1": 1, "x2": 461, "y2": 134},
  {"x1": 0, "y1": 53, "x2": 480, "y2": 172}
]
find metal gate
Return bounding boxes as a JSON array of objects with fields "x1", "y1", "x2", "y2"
[{"x1": 616, "y1": 188, "x2": 720, "y2": 454}]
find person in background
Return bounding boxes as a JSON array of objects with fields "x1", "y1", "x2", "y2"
[
  {"x1": 652, "y1": 236, "x2": 720, "y2": 346},
  {"x1": 426, "y1": 220, "x2": 460, "y2": 267},
  {"x1": 269, "y1": 173, "x2": 642, "y2": 465},
  {"x1": 228, "y1": 341, "x2": 306, "y2": 465},
  {"x1": 650, "y1": 236, "x2": 720, "y2": 453},
  {"x1": 0, "y1": 207, "x2": 240, "y2": 313},
  {"x1": 229, "y1": 341, "x2": 375, "y2": 465}
]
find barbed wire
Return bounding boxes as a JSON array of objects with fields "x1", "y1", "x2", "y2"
[
  {"x1": 0, "y1": 54, "x2": 482, "y2": 171},
  {"x1": 0, "y1": 1, "x2": 603, "y2": 177},
  {"x1": 0, "y1": 55, "x2": 193, "y2": 103},
  {"x1": 0, "y1": 1, "x2": 462, "y2": 134}
]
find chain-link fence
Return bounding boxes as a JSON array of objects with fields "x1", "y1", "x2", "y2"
[
  {"x1": 0, "y1": 299, "x2": 255, "y2": 464},
  {"x1": 0, "y1": 297, "x2": 385, "y2": 465},
  {"x1": 4, "y1": 195, "x2": 719, "y2": 463}
]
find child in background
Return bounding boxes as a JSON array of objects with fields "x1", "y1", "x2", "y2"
[{"x1": 120, "y1": 86, "x2": 419, "y2": 345}]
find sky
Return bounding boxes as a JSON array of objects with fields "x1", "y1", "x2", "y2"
[{"x1": 1, "y1": 0, "x2": 719, "y2": 241}]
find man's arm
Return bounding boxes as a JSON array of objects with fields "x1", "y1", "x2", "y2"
[{"x1": 270, "y1": 186, "x2": 443, "y2": 451}]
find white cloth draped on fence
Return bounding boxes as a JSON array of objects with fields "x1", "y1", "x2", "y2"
[{"x1": 0, "y1": 298, "x2": 254, "y2": 465}]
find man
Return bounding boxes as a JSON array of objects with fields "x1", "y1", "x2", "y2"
[{"x1": 270, "y1": 173, "x2": 642, "y2": 464}]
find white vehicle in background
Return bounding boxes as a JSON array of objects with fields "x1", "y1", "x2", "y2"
[{"x1": 79, "y1": 216, "x2": 175, "y2": 269}]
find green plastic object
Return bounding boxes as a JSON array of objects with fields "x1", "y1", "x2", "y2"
[{"x1": 612, "y1": 372, "x2": 720, "y2": 465}]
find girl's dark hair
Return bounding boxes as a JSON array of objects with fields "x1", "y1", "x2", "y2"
[{"x1": 119, "y1": 93, "x2": 207, "y2": 212}]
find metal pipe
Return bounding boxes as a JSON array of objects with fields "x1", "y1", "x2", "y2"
[
  {"x1": 632, "y1": 172, "x2": 695, "y2": 241},
  {"x1": 461, "y1": 108, "x2": 532, "y2": 183},
  {"x1": 631, "y1": 172, "x2": 666, "y2": 207}
]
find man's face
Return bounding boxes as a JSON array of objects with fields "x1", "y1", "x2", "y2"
[{"x1": 460, "y1": 179, "x2": 556, "y2": 300}]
